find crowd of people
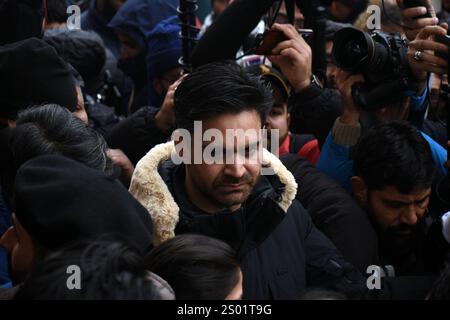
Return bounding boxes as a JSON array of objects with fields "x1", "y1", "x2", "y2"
[{"x1": 0, "y1": 0, "x2": 449, "y2": 300}]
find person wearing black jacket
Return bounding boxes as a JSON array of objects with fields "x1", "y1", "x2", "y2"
[
  {"x1": 281, "y1": 153, "x2": 379, "y2": 273},
  {"x1": 129, "y1": 62, "x2": 434, "y2": 299}
]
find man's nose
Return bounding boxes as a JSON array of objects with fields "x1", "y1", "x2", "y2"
[
  {"x1": 223, "y1": 161, "x2": 246, "y2": 180},
  {"x1": 400, "y1": 205, "x2": 419, "y2": 226}
]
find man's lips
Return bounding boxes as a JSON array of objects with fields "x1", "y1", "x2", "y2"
[{"x1": 218, "y1": 182, "x2": 248, "y2": 191}]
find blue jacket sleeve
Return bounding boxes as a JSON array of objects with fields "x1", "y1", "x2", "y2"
[
  {"x1": 316, "y1": 132, "x2": 354, "y2": 192},
  {"x1": 421, "y1": 131, "x2": 448, "y2": 177}
]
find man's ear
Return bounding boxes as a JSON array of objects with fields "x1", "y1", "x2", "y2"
[
  {"x1": 174, "y1": 136, "x2": 184, "y2": 158},
  {"x1": 286, "y1": 112, "x2": 291, "y2": 127},
  {"x1": 351, "y1": 176, "x2": 368, "y2": 204}
]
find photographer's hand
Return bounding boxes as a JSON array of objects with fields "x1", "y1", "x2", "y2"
[
  {"x1": 336, "y1": 69, "x2": 364, "y2": 126},
  {"x1": 154, "y1": 75, "x2": 186, "y2": 133},
  {"x1": 408, "y1": 25, "x2": 449, "y2": 93},
  {"x1": 107, "y1": 149, "x2": 135, "y2": 187},
  {"x1": 397, "y1": 0, "x2": 438, "y2": 41},
  {"x1": 268, "y1": 23, "x2": 312, "y2": 93}
]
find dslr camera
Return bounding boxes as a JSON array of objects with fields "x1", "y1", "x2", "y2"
[{"x1": 332, "y1": 27, "x2": 418, "y2": 111}]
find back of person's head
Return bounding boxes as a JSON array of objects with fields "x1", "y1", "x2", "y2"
[
  {"x1": 174, "y1": 61, "x2": 273, "y2": 132},
  {"x1": 353, "y1": 121, "x2": 435, "y2": 194},
  {"x1": 14, "y1": 238, "x2": 175, "y2": 300},
  {"x1": 46, "y1": 0, "x2": 68, "y2": 24},
  {"x1": 8, "y1": 104, "x2": 111, "y2": 175},
  {"x1": 428, "y1": 260, "x2": 450, "y2": 300},
  {"x1": 0, "y1": 37, "x2": 78, "y2": 120},
  {"x1": 44, "y1": 30, "x2": 107, "y2": 93},
  {"x1": 0, "y1": 0, "x2": 44, "y2": 45},
  {"x1": 13, "y1": 154, "x2": 154, "y2": 253},
  {"x1": 144, "y1": 234, "x2": 242, "y2": 300}
]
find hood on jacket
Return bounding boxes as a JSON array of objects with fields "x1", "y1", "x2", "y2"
[
  {"x1": 129, "y1": 141, "x2": 297, "y2": 246},
  {"x1": 108, "y1": 0, "x2": 178, "y2": 52},
  {"x1": 44, "y1": 29, "x2": 107, "y2": 94}
]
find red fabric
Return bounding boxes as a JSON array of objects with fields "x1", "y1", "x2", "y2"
[
  {"x1": 278, "y1": 134, "x2": 320, "y2": 166},
  {"x1": 278, "y1": 133, "x2": 291, "y2": 157},
  {"x1": 297, "y1": 139, "x2": 320, "y2": 166}
]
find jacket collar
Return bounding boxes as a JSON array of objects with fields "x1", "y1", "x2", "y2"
[{"x1": 129, "y1": 141, "x2": 297, "y2": 247}]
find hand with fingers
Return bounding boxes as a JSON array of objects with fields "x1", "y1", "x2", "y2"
[
  {"x1": 154, "y1": 75, "x2": 187, "y2": 133},
  {"x1": 107, "y1": 148, "x2": 135, "y2": 187},
  {"x1": 267, "y1": 23, "x2": 312, "y2": 93},
  {"x1": 335, "y1": 69, "x2": 364, "y2": 126},
  {"x1": 408, "y1": 25, "x2": 449, "y2": 93},
  {"x1": 397, "y1": 0, "x2": 439, "y2": 41}
]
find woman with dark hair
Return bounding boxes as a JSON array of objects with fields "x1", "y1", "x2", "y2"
[{"x1": 144, "y1": 234, "x2": 242, "y2": 300}]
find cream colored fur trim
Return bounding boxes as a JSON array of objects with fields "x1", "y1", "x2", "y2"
[{"x1": 130, "y1": 141, "x2": 298, "y2": 245}]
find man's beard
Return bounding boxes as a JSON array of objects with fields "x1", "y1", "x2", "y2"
[
  {"x1": 377, "y1": 222, "x2": 423, "y2": 258},
  {"x1": 209, "y1": 172, "x2": 256, "y2": 209}
]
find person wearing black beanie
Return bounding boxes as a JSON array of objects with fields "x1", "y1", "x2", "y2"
[
  {"x1": 0, "y1": 37, "x2": 78, "y2": 125},
  {"x1": 0, "y1": 0, "x2": 45, "y2": 45},
  {"x1": 0, "y1": 155, "x2": 153, "y2": 284}
]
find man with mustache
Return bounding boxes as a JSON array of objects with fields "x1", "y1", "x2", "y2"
[
  {"x1": 128, "y1": 61, "x2": 436, "y2": 299},
  {"x1": 351, "y1": 121, "x2": 449, "y2": 276}
]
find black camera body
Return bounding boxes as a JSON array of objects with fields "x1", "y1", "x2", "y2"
[{"x1": 332, "y1": 27, "x2": 417, "y2": 111}]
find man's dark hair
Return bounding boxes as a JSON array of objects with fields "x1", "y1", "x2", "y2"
[
  {"x1": 174, "y1": 61, "x2": 273, "y2": 132},
  {"x1": 5, "y1": 105, "x2": 112, "y2": 183},
  {"x1": 143, "y1": 234, "x2": 241, "y2": 300},
  {"x1": 353, "y1": 121, "x2": 435, "y2": 194},
  {"x1": 47, "y1": 0, "x2": 68, "y2": 24},
  {"x1": 14, "y1": 238, "x2": 175, "y2": 300}
]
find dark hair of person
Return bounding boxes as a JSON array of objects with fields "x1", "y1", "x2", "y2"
[
  {"x1": 9, "y1": 104, "x2": 112, "y2": 175},
  {"x1": 353, "y1": 121, "x2": 435, "y2": 194},
  {"x1": 174, "y1": 61, "x2": 273, "y2": 132},
  {"x1": 143, "y1": 234, "x2": 241, "y2": 300},
  {"x1": 46, "y1": 0, "x2": 69, "y2": 24},
  {"x1": 14, "y1": 237, "x2": 175, "y2": 300}
]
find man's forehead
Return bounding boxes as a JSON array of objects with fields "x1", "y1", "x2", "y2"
[{"x1": 375, "y1": 186, "x2": 431, "y2": 201}]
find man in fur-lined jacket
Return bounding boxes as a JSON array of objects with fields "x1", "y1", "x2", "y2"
[{"x1": 129, "y1": 62, "x2": 434, "y2": 300}]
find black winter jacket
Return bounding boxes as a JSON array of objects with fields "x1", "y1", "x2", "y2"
[{"x1": 129, "y1": 142, "x2": 435, "y2": 299}]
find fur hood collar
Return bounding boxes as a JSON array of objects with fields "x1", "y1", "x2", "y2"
[{"x1": 129, "y1": 141, "x2": 297, "y2": 246}]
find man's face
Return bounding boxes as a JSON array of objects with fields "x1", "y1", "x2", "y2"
[
  {"x1": 275, "y1": 3, "x2": 304, "y2": 29},
  {"x1": 74, "y1": 86, "x2": 89, "y2": 125},
  {"x1": 118, "y1": 33, "x2": 141, "y2": 60},
  {"x1": 326, "y1": 41, "x2": 338, "y2": 89},
  {"x1": 182, "y1": 110, "x2": 262, "y2": 213},
  {"x1": 0, "y1": 214, "x2": 38, "y2": 283},
  {"x1": 264, "y1": 86, "x2": 290, "y2": 147},
  {"x1": 365, "y1": 186, "x2": 431, "y2": 231}
]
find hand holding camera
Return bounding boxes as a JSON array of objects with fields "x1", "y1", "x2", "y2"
[
  {"x1": 408, "y1": 25, "x2": 449, "y2": 82},
  {"x1": 335, "y1": 69, "x2": 364, "y2": 126},
  {"x1": 266, "y1": 23, "x2": 313, "y2": 93},
  {"x1": 397, "y1": 0, "x2": 439, "y2": 41}
]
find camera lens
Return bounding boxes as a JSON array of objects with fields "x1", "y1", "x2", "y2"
[{"x1": 332, "y1": 27, "x2": 389, "y2": 74}]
